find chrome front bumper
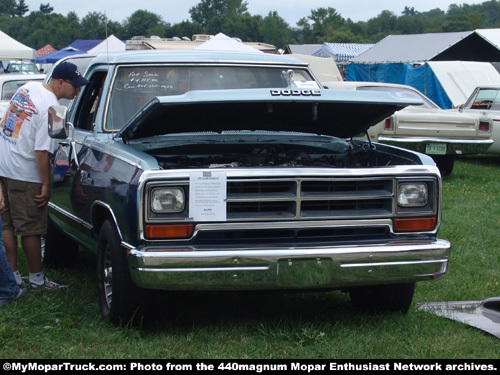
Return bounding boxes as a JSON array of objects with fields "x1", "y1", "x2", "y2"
[
  {"x1": 127, "y1": 239, "x2": 451, "y2": 291},
  {"x1": 377, "y1": 136, "x2": 493, "y2": 155}
]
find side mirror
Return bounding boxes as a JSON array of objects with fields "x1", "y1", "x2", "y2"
[{"x1": 48, "y1": 105, "x2": 70, "y2": 139}]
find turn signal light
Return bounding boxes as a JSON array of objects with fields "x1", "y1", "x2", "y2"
[
  {"x1": 384, "y1": 118, "x2": 394, "y2": 131},
  {"x1": 479, "y1": 119, "x2": 491, "y2": 132},
  {"x1": 394, "y1": 217, "x2": 436, "y2": 232},
  {"x1": 145, "y1": 224, "x2": 194, "y2": 239}
]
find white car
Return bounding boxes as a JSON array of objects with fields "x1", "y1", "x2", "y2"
[
  {"x1": 0, "y1": 73, "x2": 46, "y2": 119},
  {"x1": 324, "y1": 81, "x2": 494, "y2": 175},
  {"x1": 3, "y1": 61, "x2": 41, "y2": 74},
  {"x1": 457, "y1": 85, "x2": 500, "y2": 155}
]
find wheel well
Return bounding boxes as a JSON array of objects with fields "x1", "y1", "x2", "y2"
[{"x1": 91, "y1": 204, "x2": 116, "y2": 240}]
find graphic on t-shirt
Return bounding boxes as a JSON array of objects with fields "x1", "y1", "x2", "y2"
[{"x1": 0, "y1": 87, "x2": 38, "y2": 139}]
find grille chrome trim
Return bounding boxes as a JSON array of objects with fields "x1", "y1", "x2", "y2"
[{"x1": 225, "y1": 177, "x2": 395, "y2": 221}]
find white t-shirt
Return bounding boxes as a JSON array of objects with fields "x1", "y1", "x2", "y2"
[{"x1": 0, "y1": 82, "x2": 58, "y2": 183}]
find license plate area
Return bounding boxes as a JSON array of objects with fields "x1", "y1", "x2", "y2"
[
  {"x1": 277, "y1": 258, "x2": 332, "y2": 287},
  {"x1": 426, "y1": 143, "x2": 447, "y2": 155}
]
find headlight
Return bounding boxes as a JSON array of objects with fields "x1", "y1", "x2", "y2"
[
  {"x1": 397, "y1": 183, "x2": 428, "y2": 207},
  {"x1": 151, "y1": 187, "x2": 185, "y2": 213}
]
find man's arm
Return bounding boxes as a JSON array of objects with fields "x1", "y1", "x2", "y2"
[{"x1": 34, "y1": 150, "x2": 51, "y2": 208}]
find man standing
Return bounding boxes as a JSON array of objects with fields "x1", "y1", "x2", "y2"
[
  {"x1": 0, "y1": 62, "x2": 88, "y2": 290},
  {"x1": 0, "y1": 182, "x2": 27, "y2": 305}
]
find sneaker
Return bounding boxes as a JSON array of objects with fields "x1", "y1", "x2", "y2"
[
  {"x1": 17, "y1": 277, "x2": 28, "y2": 289},
  {"x1": 0, "y1": 287, "x2": 28, "y2": 306},
  {"x1": 14, "y1": 286, "x2": 28, "y2": 300},
  {"x1": 30, "y1": 276, "x2": 67, "y2": 290}
]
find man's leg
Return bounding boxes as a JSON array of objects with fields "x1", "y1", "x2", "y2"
[
  {"x1": 23, "y1": 234, "x2": 66, "y2": 290},
  {"x1": 3, "y1": 229, "x2": 19, "y2": 272},
  {"x1": 20, "y1": 235, "x2": 42, "y2": 274}
]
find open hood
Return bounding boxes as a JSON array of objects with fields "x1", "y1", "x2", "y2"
[{"x1": 116, "y1": 88, "x2": 421, "y2": 142}]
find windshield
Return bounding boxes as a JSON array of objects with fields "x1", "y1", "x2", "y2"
[
  {"x1": 6, "y1": 62, "x2": 40, "y2": 74},
  {"x1": 2, "y1": 78, "x2": 44, "y2": 100},
  {"x1": 105, "y1": 65, "x2": 318, "y2": 131},
  {"x1": 465, "y1": 88, "x2": 500, "y2": 110},
  {"x1": 356, "y1": 85, "x2": 436, "y2": 109}
]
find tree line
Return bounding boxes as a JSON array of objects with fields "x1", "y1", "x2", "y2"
[{"x1": 1, "y1": 0, "x2": 500, "y2": 51}]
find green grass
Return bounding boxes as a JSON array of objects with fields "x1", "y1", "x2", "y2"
[{"x1": 1, "y1": 155, "x2": 499, "y2": 359}]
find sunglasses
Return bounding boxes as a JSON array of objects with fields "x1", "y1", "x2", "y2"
[{"x1": 63, "y1": 80, "x2": 77, "y2": 88}]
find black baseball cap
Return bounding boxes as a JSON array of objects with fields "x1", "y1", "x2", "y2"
[{"x1": 51, "y1": 62, "x2": 89, "y2": 87}]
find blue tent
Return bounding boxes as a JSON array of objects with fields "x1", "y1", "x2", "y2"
[
  {"x1": 36, "y1": 39, "x2": 102, "y2": 64},
  {"x1": 346, "y1": 63, "x2": 452, "y2": 109},
  {"x1": 345, "y1": 31, "x2": 500, "y2": 109}
]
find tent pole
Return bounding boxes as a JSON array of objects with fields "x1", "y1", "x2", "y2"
[{"x1": 424, "y1": 64, "x2": 427, "y2": 96}]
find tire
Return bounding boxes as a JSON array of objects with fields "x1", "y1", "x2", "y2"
[
  {"x1": 349, "y1": 282, "x2": 416, "y2": 314},
  {"x1": 43, "y1": 215, "x2": 79, "y2": 268},
  {"x1": 432, "y1": 156, "x2": 454, "y2": 176},
  {"x1": 97, "y1": 219, "x2": 149, "y2": 326}
]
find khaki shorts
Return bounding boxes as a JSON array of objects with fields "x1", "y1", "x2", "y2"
[{"x1": 0, "y1": 177, "x2": 47, "y2": 236}]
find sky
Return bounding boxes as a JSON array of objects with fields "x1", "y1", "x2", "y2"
[{"x1": 22, "y1": 0, "x2": 486, "y2": 26}]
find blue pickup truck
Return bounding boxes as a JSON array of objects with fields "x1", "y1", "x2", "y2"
[{"x1": 45, "y1": 50, "x2": 451, "y2": 325}]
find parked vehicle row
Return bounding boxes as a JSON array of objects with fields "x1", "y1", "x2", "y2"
[{"x1": 5, "y1": 48, "x2": 498, "y2": 327}]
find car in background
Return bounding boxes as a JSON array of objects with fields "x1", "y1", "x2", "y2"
[
  {"x1": 2, "y1": 60, "x2": 40, "y2": 74},
  {"x1": 324, "y1": 81, "x2": 493, "y2": 175},
  {"x1": 0, "y1": 73, "x2": 46, "y2": 119},
  {"x1": 456, "y1": 85, "x2": 500, "y2": 155}
]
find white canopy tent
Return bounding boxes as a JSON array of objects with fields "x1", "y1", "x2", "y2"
[
  {"x1": 194, "y1": 33, "x2": 263, "y2": 53},
  {"x1": 429, "y1": 61, "x2": 500, "y2": 107},
  {"x1": 0, "y1": 30, "x2": 36, "y2": 60},
  {"x1": 88, "y1": 35, "x2": 126, "y2": 54}
]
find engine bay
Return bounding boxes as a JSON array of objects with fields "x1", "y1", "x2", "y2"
[{"x1": 132, "y1": 133, "x2": 421, "y2": 169}]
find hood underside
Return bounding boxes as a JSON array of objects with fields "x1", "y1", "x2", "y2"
[{"x1": 117, "y1": 88, "x2": 422, "y2": 141}]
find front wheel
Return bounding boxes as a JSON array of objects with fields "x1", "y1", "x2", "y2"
[
  {"x1": 432, "y1": 155, "x2": 455, "y2": 176},
  {"x1": 349, "y1": 282, "x2": 416, "y2": 314},
  {"x1": 97, "y1": 219, "x2": 150, "y2": 326}
]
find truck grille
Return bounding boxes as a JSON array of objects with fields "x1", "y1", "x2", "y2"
[{"x1": 226, "y1": 178, "x2": 394, "y2": 221}]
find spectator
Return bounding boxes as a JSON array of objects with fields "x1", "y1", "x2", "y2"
[
  {"x1": 0, "y1": 62, "x2": 88, "y2": 290},
  {"x1": 0, "y1": 183, "x2": 27, "y2": 305}
]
